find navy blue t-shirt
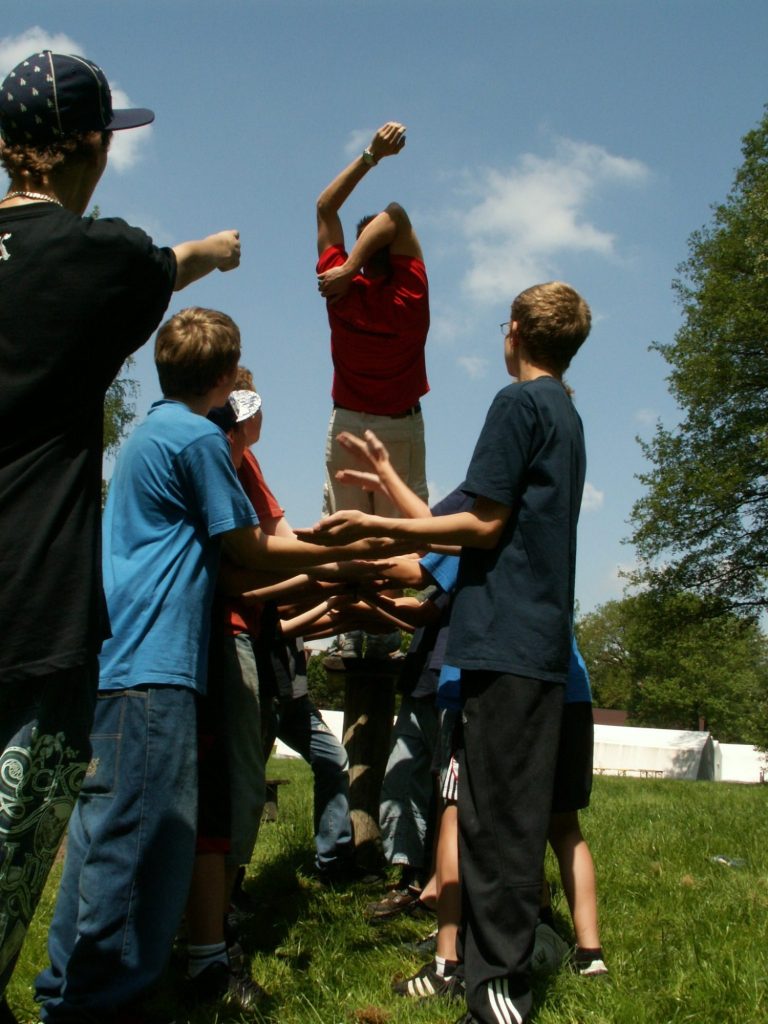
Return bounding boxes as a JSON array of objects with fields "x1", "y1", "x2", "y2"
[{"x1": 446, "y1": 376, "x2": 585, "y2": 683}]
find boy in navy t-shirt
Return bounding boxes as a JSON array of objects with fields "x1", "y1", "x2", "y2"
[{"x1": 299, "y1": 281, "x2": 592, "y2": 1024}]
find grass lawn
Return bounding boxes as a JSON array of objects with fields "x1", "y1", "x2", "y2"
[{"x1": 8, "y1": 762, "x2": 768, "y2": 1023}]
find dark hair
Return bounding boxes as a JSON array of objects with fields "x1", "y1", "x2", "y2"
[
  {"x1": 207, "y1": 403, "x2": 237, "y2": 434},
  {"x1": 155, "y1": 307, "x2": 240, "y2": 398},
  {"x1": 511, "y1": 282, "x2": 591, "y2": 374},
  {"x1": 0, "y1": 130, "x2": 110, "y2": 179}
]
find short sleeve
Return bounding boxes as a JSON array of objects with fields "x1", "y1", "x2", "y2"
[
  {"x1": 178, "y1": 432, "x2": 258, "y2": 537},
  {"x1": 82, "y1": 216, "x2": 177, "y2": 364},
  {"x1": 420, "y1": 551, "x2": 460, "y2": 594},
  {"x1": 239, "y1": 450, "x2": 284, "y2": 523},
  {"x1": 463, "y1": 387, "x2": 535, "y2": 507}
]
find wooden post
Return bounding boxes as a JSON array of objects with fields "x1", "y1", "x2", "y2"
[{"x1": 324, "y1": 655, "x2": 398, "y2": 873}]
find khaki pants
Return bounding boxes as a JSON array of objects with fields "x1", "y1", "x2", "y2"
[{"x1": 323, "y1": 405, "x2": 428, "y2": 517}]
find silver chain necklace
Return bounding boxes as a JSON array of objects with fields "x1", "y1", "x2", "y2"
[{"x1": 1, "y1": 190, "x2": 63, "y2": 207}]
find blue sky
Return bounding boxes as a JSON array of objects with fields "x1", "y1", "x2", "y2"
[{"x1": 3, "y1": 1, "x2": 767, "y2": 613}]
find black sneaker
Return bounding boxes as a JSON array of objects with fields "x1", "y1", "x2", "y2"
[
  {"x1": 393, "y1": 960, "x2": 465, "y2": 1001},
  {"x1": 401, "y1": 927, "x2": 438, "y2": 955},
  {"x1": 573, "y1": 954, "x2": 609, "y2": 976},
  {"x1": 186, "y1": 959, "x2": 268, "y2": 1011}
]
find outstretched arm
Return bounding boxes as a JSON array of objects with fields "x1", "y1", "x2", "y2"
[
  {"x1": 295, "y1": 497, "x2": 511, "y2": 551},
  {"x1": 221, "y1": 523, "x2": 411, "y2": 572},
  {"x1": 316, "y1": 121, "x2": 406, "y2": 257},
  {"x1": 172, "y1": 230, "x2": 241, "y2": 290}
]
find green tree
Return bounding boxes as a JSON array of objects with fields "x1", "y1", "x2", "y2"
[
  {"x1": 103, "y1": 361, "x2": 138, "y2": 458},
  {"x1": 101, "y1": 360, "x2": 138, "y2": 507},
  {"x1": 575, "y1": 592, "x2": 768, "y2": 746},
  {"x1": 629, "y1": 107, "x2": 768, "y2": 612}
]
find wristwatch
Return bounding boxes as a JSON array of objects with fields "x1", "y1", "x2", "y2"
[{"x1": 362, "y1": 147, "x2": 378, "y2": 166}]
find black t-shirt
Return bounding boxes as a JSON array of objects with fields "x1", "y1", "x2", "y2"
[
  {"x1": 446, "y1": 376, "x2": 585, "y2": 683},
  {"x1": 0, "y1": 204, "x2": 176, "y2": 681}
]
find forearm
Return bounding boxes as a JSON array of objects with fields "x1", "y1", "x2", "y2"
[
  {"x1": 172, "y1": 231, "x2": 239, "y2": 290},
  {"x1": 359, "y1": 510, "x2": 502, "y2": 549},
  {"x1": 378, "y1": 461, "x2": 432, "y2": 519},
  {"x1": 317, "y1": 155, "x2": 371, "y2": 220},
  {"x1": 222, "y1": 525, "x2": 406, "y2": 571},
  {"x1": 240, "y1": 573, "x2": 315, "y2": 605},
  {"x1": 341, "y1": 205, "x2": 401, "y2": 275}
]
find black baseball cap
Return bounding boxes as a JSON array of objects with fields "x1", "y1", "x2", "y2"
[{"x1": 0, "y1": 50, "x2": 154, "y2": 143}]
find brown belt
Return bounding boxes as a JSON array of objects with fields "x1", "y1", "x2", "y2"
[{"x1": 333, "y1": 402, "x2": 421, "y2": 419}]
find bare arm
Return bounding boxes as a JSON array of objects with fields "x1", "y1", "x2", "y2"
[
  {"x1": 172, "y1": 230, "x2": 241, "y2": 290},
  {"x1": 316, "y1": 121, "x2": 406, "y2": 257},
  {"x1": 318, "y1": 203, "x2": 423, "y2": 303},
  {"x1": 221, "y1": 523, "x2": 411, "y2": 572},
  {"x1": 295, "y1": 496, "x2": 511, "y2": 550},
  {"x1": 334, "y1": 429, "x2": 432, "y2": 518}
]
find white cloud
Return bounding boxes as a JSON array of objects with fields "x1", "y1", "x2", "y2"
[
  {"x1": 426, "y1": 479, "x2": 447, "y2": 506},
  {"x1": 107, "y1": 87, "x2": 153, "y2": 173},
  {"x1": 457, "y1": 356, "x2": 488, "y2": 380},
  {"x1": 0, "y1": 27, "x2": 81, "y2": 73},
  {"x1": 634, "y1": 407, "x2": 658, "y2": 426},
  {"x1": 0, "y1": 28, "x2": 151, "y2": 172},
  {"x1": 581, "y1": 480, "x2": 604, "y2": 512},
  {"x1": 344, "y1": 127, "x2": 372, "y2": 158},
  {"x1": 458, "y1": 137, "x2": 650, "y2": 304}
]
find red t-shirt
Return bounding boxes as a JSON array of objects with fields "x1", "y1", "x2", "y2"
[
  {"x1": 220, "y1": 449, "x2": 284, "y2": 637},
  {"x1": 317, "y1": 244, "x2": 430, "y2": 414}
]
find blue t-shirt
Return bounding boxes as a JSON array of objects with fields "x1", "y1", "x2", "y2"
[
  {"x1": 99, "y1": 400, "x2": 258, "y2": 693},
  {"x1": 566, "y1": 638, "x2": 592, "y2": 704}
]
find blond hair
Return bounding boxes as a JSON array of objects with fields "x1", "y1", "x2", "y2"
[
  {"x1": 511, "y1": 282, "x2": 591, "y2": 374},
  {"x1": 233, "y1": 365, "x2": 256, "y2": 391},
  {"x1": 155, "y1": 307, "x2": 240, "y2": 398}
]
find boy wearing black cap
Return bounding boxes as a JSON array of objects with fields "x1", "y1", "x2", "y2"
[{"x1": 0, "y1": 49, "x2": 240, "y2": 1014}]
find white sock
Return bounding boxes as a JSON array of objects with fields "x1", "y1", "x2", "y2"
[
  {"x1": 435, "y1": 955, "x2": 458, "y2": 978},
  {"x1": 187, "y1": 940, "x2": 228, "y2": 979}
]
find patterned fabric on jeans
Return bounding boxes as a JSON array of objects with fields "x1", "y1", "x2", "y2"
[{"x1": 0, "y1": 662, "x2": 97, "y2": 995}]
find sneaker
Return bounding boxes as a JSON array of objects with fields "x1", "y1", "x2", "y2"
[
  {"x1": 573, "y1": 955, "x2": 609, "y2": 976},
  {"x1": 186, "y1": 959, "x2": 268, "y2": 1011},
  {"x1": 401, "y1": 927, "x2": 438, "y2": 955},
  {"x1": 365, "y1": 885, "x2": 425, "y2": 921},
  {"x1": 393, "y1": 960, "x2": 465, "y2": 1001}
]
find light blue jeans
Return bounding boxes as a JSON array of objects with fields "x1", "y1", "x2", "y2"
[
  {"x1": 267, "y1": 697, "x2": 353, "y2": 870},
  {"x1": 379, "y1": 694, "x2": 439, "y2": 870},
  {"x1": 36, "y1": 686, "x2": 198, "y2": 1022}
]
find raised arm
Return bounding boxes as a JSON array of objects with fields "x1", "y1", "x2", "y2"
[
  {"x1": 316, "y1": 121, "x2": 406, "y2": 257},
  {"x1": 172, "y1": 230, "x2": 241, "y2": 291},
  {"x1": 334, "y1": 429, "x2": 432, "y2": 518},
  {"x1": 317, "y1": 202, "x2": 423, "y2": 303}
]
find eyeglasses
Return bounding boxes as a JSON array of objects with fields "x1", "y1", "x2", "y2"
[{"x1": 499, "y1": 321, "x2": 510, "y2": 338}]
